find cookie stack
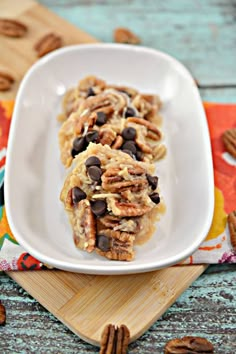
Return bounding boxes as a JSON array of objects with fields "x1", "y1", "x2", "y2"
[{"x1": 59, "y1": 76, "x2": 166, "y2": 261}]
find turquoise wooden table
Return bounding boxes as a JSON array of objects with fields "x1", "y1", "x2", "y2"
[{"x1": 1, "y1": 1, "x2": 236, "y2": 353}]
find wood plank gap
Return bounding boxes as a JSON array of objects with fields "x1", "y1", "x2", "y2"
[{"x1": 198, "y1": 84, "x2": 236, "y2": 89}]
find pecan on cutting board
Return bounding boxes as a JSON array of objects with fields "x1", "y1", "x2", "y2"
[
  {"x1": 0, "y1": 19, "x2": 27, "y2": 37},
  {"x1": 0, "y1": 71, "x2": 15, "y2": 91},
  {"x1": 34, "y1": 33, "x2": 62, "y2": 58}
]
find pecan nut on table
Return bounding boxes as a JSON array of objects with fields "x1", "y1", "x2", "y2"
[
  {"x1": 113, "y1": 27, "x2": 141, "y2": 44},
  {"x1": 164, "y1": 336, "x2": 214, "y2": 353},
  {"x1": 0, "y1": 301, "x2": 6, "y2": 326},
  {"x1": 100, "y1": 324, "x2": 130, "y2": 354}
]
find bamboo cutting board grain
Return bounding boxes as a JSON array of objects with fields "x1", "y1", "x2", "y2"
[{"x1": 1, "y1": 0, "x2": 207, "y2": 346}]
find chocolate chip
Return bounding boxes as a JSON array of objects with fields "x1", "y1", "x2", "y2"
[
  {"x1": 121, "y1": 140, "x2": 137, "y2": 154},
  {"x1": 91, "y1": 200, "x2": 107, "y2": 217},
  {"x1": 96, "y1": 234, "x2": 110, "y2": 251},
  {"x1": 87, "y1": 166, "x2": 102, "y2": 181},
  {"x1": 96, "y1": 111, "x2": 107, "y2": 126},
  {"x1": 146, "y1": 174, "x2": 158, "y2": 190},
  {"x1": 122, "y1": 127, "x2": 136, "y2": 140},
  {"x1": 149, "y1": 192, "x2": 160, "y2": 204},
  {"x1": 72, "y1": 136, "x2": 86, "y2": 152},
  {"x1": 125, "y1": 107, "x2": 136, "y2": 118},
  {"x1": 85, "y1": 156, "x2": 101, "y2": 168},
  {"x1": 71, "y1": 187, "x2": 86, "y2": 204},
  {"x1": 122, "y1": 149, "x2": 135, "y2": 159},
  {"x1": 71, "y1": 148, "x2": 79, "y2": 158},
  {"x1": 85, "y1": 130, "x2": 99, "y2": 144},
  {"x1": 87, "y1": 87, "x2": 95, "y2": 97}
]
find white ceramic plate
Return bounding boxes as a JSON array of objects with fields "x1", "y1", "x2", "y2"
[{"x1": 5, "y1": 44, "x2": 214, "y2": 274}]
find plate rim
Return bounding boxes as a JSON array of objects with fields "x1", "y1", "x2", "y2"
[{"x1": 4, "y1": 43, "x2": 214, "y2": 274}]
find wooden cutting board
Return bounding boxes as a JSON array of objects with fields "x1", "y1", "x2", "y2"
[{"x1": 1, "y1": 0, "x2": 207, "y2": 347}]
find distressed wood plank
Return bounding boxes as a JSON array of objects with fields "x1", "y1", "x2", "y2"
[
  {"x1": 38, "y1": 0, "x2": 236, "y2": 86},
  {"x1": 1, "y1": 265, "x2": 236, "y2": 353},
  {"x1": 0, "y1": 0, "x2": 97, "y2": 100}
]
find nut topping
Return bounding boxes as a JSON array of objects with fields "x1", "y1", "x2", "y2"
[
  {"x1": 0, "y1": 19, "x2": 27, "y2": 37},
  {"x1": 164, "y1": 336, "x2": 214, "y2": 354},
  {"x1": 108, "y1": 198, "x2": 152, "y2": 217},
  {"x1": 102, "y1": 166, "x2": 147, "y2": 193},
  {"x1": 96, "y1": 229, "x2": 135, "y2": 261},
  {"x1": 73, "y1": 199, "x2": 96, "y2": 252},
  {"x1": 99, "y1": 127, "x2": 117, "y2": 146},
  {"x1": 127, "y1": 117, "x2": 162, "y2": 141},
  {"x1": 152, "y1": 143, "x2": 167, "y2": 161},
  {"x1": 112, "y1": 135, "x2": 124, "y2": 150},
  {"x1": 34, "y1": 33, "x2": 62, "y2": 57},
  {"x1": 100, "y1": 215, "x2": 140, "y2": 233}
]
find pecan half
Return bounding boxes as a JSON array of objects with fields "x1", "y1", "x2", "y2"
[
  {"x1": 99, "y1": 126, "x2": 117, "y2": 146},
  {"x1": 164, "y1": 336, "x2": 214, "y2": 353},
  {"x1": 228, "y1": 210, "x2": 236, "y2": 251},
  {"x1": 0, "y1": 301, "x2": 6, "y2": 326},
  {"x1": 0, "y1": 71, "x2": 14, "y2": 91},
  {"x1": 112, "y1": 135, "x2": 124, "y2": 149},
  {"x1": 222, "y1": 128, "x2": 236, "y2": 158},
  {"x1": 75, "y1": 111, "x2": 97, "y2": 135},
  {"x1": 96, "y1": 229, "x2": 135, "y2": 261},
  {"x1": 132, "y1": 93, "x2": 161, "y2": 119},
  {"x1": 114, "y1": 27, "x2": 141, "y2": 44},
  {"x1": 102, "y1": 166, "x2": 147, "y2": 193},
  {"x1": 108, "y1": 198, "x2": 152, "y2": 217},
  {"x1": 127, "y1": 117, "x2": 162, "y2": 141},
  {"x1": 34, "y1": 33, "x2": 62, "y2": 57},
  {"x1": 73, "y1": 199, "x2": 96, "y2": 252},
  {"x1": 0, "y1": 19, "x2": 27, "y2": 37},
  {"x1": 100, "y1": 215, "x2": 140, "y2": 233},
  {"x1": 81, "y1": 90, "x2": 127, "y2": 116},
  {"x1": 100, "y1": 324, "x2": 130, "y2": 354},
  {"x1": 152, "y1": 143, "x2": 167, "y2": 161}
]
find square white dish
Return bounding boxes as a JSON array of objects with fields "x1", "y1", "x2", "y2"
[{"x1": 5, "y1": 44, "x2": 214, "y2": 274}]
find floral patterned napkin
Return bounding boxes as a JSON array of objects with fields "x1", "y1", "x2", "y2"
[{"x1": 0, "y1": 101, "x2": 235, "y2": 270}]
